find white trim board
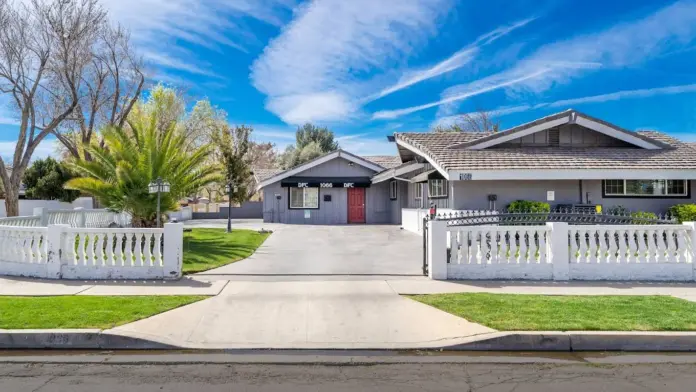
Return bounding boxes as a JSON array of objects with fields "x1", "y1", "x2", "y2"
[
  {"x1": 395, "y1": 139, "x2": 449, "y2": 179},
  {"x1": 372, "y1": 162, "x2": 425, "y2": 184},
  {"x1": 256, "y1": 150, "x2": 385, "y2": 190},
  {"x1": 449, "y1": 169, "x2": 696, "y2": 181}
]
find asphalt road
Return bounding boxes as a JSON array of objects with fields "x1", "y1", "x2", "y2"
[{"x1": 1, "y1": 360, "x2": 695, "y2": 391}]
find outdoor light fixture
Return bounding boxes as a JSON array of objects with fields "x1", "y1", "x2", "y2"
[
  {"x1": 148, "y1": 177, "x2": 170, "y2": 228},
  {"x1": 224, "y1": 182, "x2": 238, "y2": 233}
]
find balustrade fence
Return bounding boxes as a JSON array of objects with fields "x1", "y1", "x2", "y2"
[
  {"x1": 0, "y1": 224, "x2": 183, "y2": 280},
  {"x1": 427, "y1": 220, "x2": 696, "y2": 281}
]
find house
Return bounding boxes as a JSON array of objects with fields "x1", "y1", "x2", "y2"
[
  {"x1": 255, "y1": 151, "x2": 403, "y2": 224},
  {"x1": 256, "y1": 109, "x2": 696, "y2": 226}
]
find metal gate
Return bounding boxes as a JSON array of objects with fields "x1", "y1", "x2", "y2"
[{"x1": 422, "y1": 217, "x2": 428, "y2": 275}]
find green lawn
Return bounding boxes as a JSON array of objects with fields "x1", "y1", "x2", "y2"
[
  {"x1": 0, "y1": 296, "x2": 207, "y2": 329},
  {"x1": 182, "y1": 228, "x2": 270, "y2": 274},
  {"x1": 409, "y1": 293, "x2": 696, "y2": 331}
]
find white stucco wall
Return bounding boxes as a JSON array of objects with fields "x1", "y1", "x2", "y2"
[{"x1": 0, "y1": 197, "x2": 93, "y2": 217}]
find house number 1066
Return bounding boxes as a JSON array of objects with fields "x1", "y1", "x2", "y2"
[{"x1": 459, "y1": 173, "x2": 472, "y2": 180}]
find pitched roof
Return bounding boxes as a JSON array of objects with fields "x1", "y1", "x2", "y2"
[
  {"x1": 395, "y1": 125, "x2": 696, "y2": 171},
  {"x1": 361, "y1": 155, "x2": 402, "y2": 169},
  {"x1": 449, "y1": 109, "x2": 670, "y2": 150},
  {"x1": 253, "y1": 168, "x2": 283, "y2": 182},
  {"x1": 256, "y1": 149, "x2": 385, "y2": 190}
]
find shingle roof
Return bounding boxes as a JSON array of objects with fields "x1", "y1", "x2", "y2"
[
  {"x1": 361, "y1": 155, "x2": 402, "y2": 169},
  {"x1": 395, "y1": 130, "x2": 696, "y2": 171},
  {"x1": 253, "y1": 168, "x2": 283, "y2": 182}
]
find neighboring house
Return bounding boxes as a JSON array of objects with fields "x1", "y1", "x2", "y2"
[{"x1": 256, "y1": 109, "x2": 696, "y2": 225}]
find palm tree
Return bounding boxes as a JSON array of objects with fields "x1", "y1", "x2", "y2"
[{"x1": 66, "y1": 118, "x2": 220, "y2": 227}]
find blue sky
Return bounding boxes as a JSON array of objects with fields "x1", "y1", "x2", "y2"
[{"x1": 3, "y1": 0, "x2": 696, "y2": 158}]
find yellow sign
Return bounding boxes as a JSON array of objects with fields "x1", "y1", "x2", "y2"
[{"x1": 596, "y1": 205, "x2": 602, "y2": 213}]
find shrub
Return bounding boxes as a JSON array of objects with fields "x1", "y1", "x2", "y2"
[
  {"x1": 607, "y1": 205, "x2": 629, "y2": 215},
  {"x1": 668, "y1": 204, "x2": 696, "y2": 223},
  {"x1": 506, "y1": 200, "x2": 551, "y2": 213},
  {"x1": 630, "y1": 211, "x2": 658, "y2": 224}
]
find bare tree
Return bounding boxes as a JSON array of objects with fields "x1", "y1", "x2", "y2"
[
  {"x1": 434, "y1": 109, "x2": 501, "y2": 133},
  {"x1": 245, "y1": 141, "x2": 277, "y2": 199},
  {"x1": 52, "y1": 23, "x2": 145, "y2": 160},
  {"x1": 0, "y1": 0, "x2": 106, "y2": 216}
]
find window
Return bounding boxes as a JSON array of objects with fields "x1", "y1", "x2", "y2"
[
  {"x1": 603, "y1": 179, "x2": 688, "y2": 197},
  {"x1": 414, "y1": 183, "x2": 423, "y2": 199},
  {"x1": 389, "y1": 180, "x2": 398, "y2": 200},
  {"x1": 428, "y1": 179, "x2": 448, "y2": 198},
  {"x1": 289, "y1": 187, "x2": 319, "y2": 209}
]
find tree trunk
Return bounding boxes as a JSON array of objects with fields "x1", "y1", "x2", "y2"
[{"x1": 3, "y1": 187, "x2": 19, "y2": 217}]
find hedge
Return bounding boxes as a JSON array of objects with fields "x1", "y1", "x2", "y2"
[{"x1": 506, "y1": 200, "x2": 551, "y2": 213}]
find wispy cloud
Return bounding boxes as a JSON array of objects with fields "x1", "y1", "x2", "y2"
[
  {"x1": 251, "y1": 0, "x2": 453, "y2": 125},
  {"x1": 0, "y1": 139, "x2": 59, "y2": 161},
  {"x1": 381, "y1": 0, "x2": 696, "y2": 121},
  {"x1": 142, "y1": 50, "x2": 223, "y2": 78},
  {"x1": 96, "y1": 0, "x2": 294, "y2": 86},
  {"x1": 431, "y1": 83, "x2": 696, "y2": 128},
  {"x1": 373, "y1": 67, "x2": 551, "y2": 119},
  {"x1": 102, "y1": 0, "x2": 293, "y2": 51},
  {"x1": 365, "y1": 17, "x2": 536, "y2": 103}
]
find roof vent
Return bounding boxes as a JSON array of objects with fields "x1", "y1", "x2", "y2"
[{"x1": 548, "y1": 128, "x2": 560, "y2": 146}]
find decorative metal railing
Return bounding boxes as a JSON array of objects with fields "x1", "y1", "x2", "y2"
[{"x1": 426, "y1": 208, "x2": 677, "y2": 227}]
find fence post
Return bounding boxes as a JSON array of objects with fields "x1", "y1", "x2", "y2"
[
  {"x1": 33, "y1": 207, "x2": 48, "y2": 226},
  {"x1": 427, "y1": 219, "x2": 448, "y2": 280},
  {"x1": 163, "y1": 223, "x2": 184, "y2": 280},
  {"x1": 684, "y1": 222, "x2": 696, "y2": 281},
  {"x1": 46, "y1": 224, "x2": 69, "y2": 279},
  {"x1": 547, "y1": 222, "x2": 569, "y2": 281},
  {"x1": 73, "y1": 207, "x2": 87, "y2": 228}
]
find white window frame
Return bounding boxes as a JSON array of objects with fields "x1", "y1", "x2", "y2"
[
  {"x1": 603, "y1": 179, "x2": 688, "y2": 197},
  {"x1": 289, "y1": 187, "x2": 319, "y2": 209},
  {"x1": 389, "y1": 180, "x2": 398, "y2": 200},
  {"x1": 428, "y1": 179, "x2": 448, "y2": 198},
  {"x1": 414, "y1": 183, "x2": 423, "y2": 200}
]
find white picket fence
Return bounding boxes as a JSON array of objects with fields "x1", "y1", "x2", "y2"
[
  {"x1": 0, "y1": 224, "x2": 183, "y2": 280},
  {"x1": 427, "y1": 220, "x2": 696, "y2": 281}
]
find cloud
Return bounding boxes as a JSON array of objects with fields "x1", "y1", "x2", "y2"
[
  {"x1": 101, "y1": 0, "x2": 293, "y2": 50},
  {"x1": 373, "y1": 67, "x2": 551, "y2": 119},
  {"x1": 364, "y1": 17, "x2": 537, "y2": 103},
  {"x1": 0, "y1": 139, "x2": 60, "y2": 162},
  {"x1": 250, "y1": 0, "x2": 454, "y2": 125},
  {"x1": 431, "y1": 83, "x2": 696, "y2": 128},
  {"x1": 141, "y1": 50, "x2": 222, "y2": 78},
  {"x1": 381, "y1": 0, "x2": 696, "y2": 120}
]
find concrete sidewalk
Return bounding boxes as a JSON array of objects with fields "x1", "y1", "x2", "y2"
[
  {"x1": 0, "y1": 276, "x2": 228, "y2": 296},
  {"x1": 107, "y1": 280, "x2": 494, "y2": 349}
]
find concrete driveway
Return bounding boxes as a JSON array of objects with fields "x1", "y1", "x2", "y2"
[{"x1": 193, "y1": 222, "x2": 424, "y2": 278}]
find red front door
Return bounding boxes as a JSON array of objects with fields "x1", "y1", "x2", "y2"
[{"x1": 347, "y1": 187, "x2": 365, "y2": 224}]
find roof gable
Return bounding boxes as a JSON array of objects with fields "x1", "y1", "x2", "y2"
[
  {"x1": 256, "y1": 149, "x2": 385, "y2": 190},
  {"x1": 449, "y1": 110, "x2": 670, "y2": 150}
]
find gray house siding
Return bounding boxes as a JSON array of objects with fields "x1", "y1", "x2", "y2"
[
  {"x1": 366, "y1": 181, "x2": 390, "y2": 224},
  {"x1": 404, "y1": 163, "x2": 451, "y2": 209},
  {"x1": 451, "y1": 180, "x2": 582, "y2": 210},
  {"x1": 261, "y1": 156, "x2": 386, "y2": 224},
  {"x1": 495, "y1": 124, "x2": 633, "y2": 148},
  {"x1": 297, "y1": 157, "x2": 375, "y2": 177},
  {"x1": 449, "y1": 179, "x2": 696, "y2": 214}
]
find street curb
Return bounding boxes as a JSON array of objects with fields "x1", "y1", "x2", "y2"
[
  {"x1": 2, "y1": 331, "x2": 696, "y2": 351},
  {"x1": 444, "y1": 332, "x2": 696, "y2": 352},
  {"x1": 0, "y1": 330, "x2": 176, "y2": 350}
]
